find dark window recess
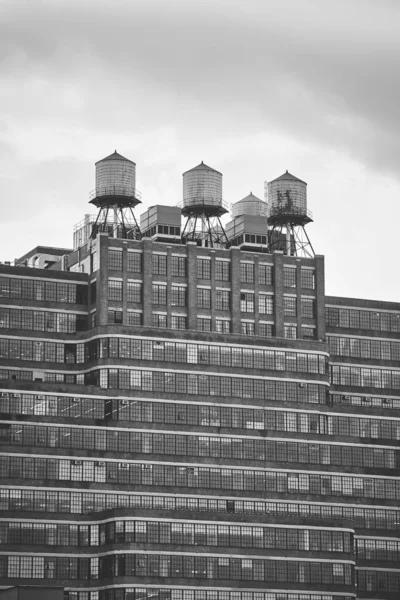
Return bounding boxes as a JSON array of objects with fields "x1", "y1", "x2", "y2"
[
  {"x1": 227, "y1": 501, "x2": 235, "y2": 513},
  {"x1": 65, "y1": 344, "x2": 76, "y2": 364},
  {"x1": 90, "y1": 283, "x2": 97, "y2": 304},
  {"x1": 76, "y1": 285, "x2": 88, "y2": 304},
  {"x1": 76, "y1": 315, "x2": 88, "y2": 331}
]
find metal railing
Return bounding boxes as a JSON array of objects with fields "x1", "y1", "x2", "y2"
[{"x1": 89, "y1": 186, "x2": 142, "y2": 201}]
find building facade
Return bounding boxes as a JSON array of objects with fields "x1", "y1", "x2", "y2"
[{"x1": 0, "y1": 156, "x2": 399, "y2": 600}]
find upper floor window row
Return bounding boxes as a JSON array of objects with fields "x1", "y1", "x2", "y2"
[
  {"x1": 0, "y1": 277, "x2": 87, "y2": 304},
  {"x1": 327, "y1": 306, "x2": 400, "y2": 333}
]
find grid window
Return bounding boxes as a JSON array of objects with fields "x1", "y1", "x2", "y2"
[
  {"x1": 153, "y1": 254, "x2": 167, "y2": 276},
  {"x1": 127, "y1": 312, "x2": 142, "y2": 327},
  {"x1": 240, "y1": 263, "x2": 254, "y2": 283},
  {"x1": 108, "y1": 310, "x2": 123, "y2": 324},
  {"x1": 241, "y1": 322, "x2": 255, "y2": 336},
  {"x1": 153, "y1": 284, "x2": 167, "y2": 305},
  {"x1": 301, "y1": 298, "x2": 315, "y2": 318},
  {"x1": 171, "y1": 256, "x2": 186, "y2": 277},
  {"x1": 108, "y1": 280, "x2": 122, "y2": 302},
  {"x1": 171, "y1": 287, "x2": 186, "y2": 307},
  {"x1": 284, "y1": 296, "x2": 297, "y2": 317},
  {"x1": 197, "y1": 318, "x2": 212, "y2": 332},
  {"x1": 283, "y1": 267, "x2": 296, "y2": 288},
  {"x1": 171, "y1": 316, "x2": 187, "y2": 330},
  {"x1": 127, "y1": 252, "x2": 142, "y2": 273},
  {"x1": 301, "y1": 269, "x2": 315, "y2": 289},
  {"x1": 259, "y1": 323, "x2": 274, "y2": 337},
  {"x1": 259, "y1": 264, "x2": 272, "y2": 285},
  {"x1": 284, "y1": 325, "x2": 297, "y2": 339},
  {"x1": 215, "y1": 260, "x2": 230, "y2": 281},
  {"x1": 240, "y1": 292, "x2": 255, "y2": 313},
  {"x1": 259, "y1": 294, "x2": 273, "y2": 314},
  {"x1": 216, "y1": 319, "x2": 231, "y2": 334},
  {"x1": 302, "y1": 326, "x2": 316, "y2": 339},
  {"x1": 127, "y1": 282, "x2": 142, "y2": 303},
  {"x1": 197, "y1": 288, "x2": 211, "y2": 309},
  {"x1": 152, "y1": 314, "x2": 167, "y2": 328},
  {"x1": 197, "y1": 259, "x2": 211, "y2": 280},
  {"x1": 108, "y1": 250, "x2": 123, "y2": 271},
  {"x1": 215, "y1": 290, "x2": 230, "y2": 311}
]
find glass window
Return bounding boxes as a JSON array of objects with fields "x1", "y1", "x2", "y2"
[
  {"x1": 259, "y1": 295, "x2": 273, "y2": 314},
  {"x1": 171, "y1": 287, "x2": 186, "y2": 307},
  {"x1": 153, "y1": 284, "x2": 167, "y2": 305},
  {"x1": 127, "y1": 282, "x2": 142, "y2": 303},
  {"x1": 240, "y1": 292, "x2": 254, "y2": 313},
  {"x1": 284, "y1": 296, "x2": 297, "y2": 317},
  {"x1": 215, "y1": 261, "x2": 230, "y2": 281},
  {"x1": 171, "y1": 256, "x2": 186, "y2": 277},
  {"x1": 215, "y1": 290, "x2": 230, "y2": 311},
  {"x1": 107, "y1": 280, "x2": 122, "y2": 302},
  {"x1": 241, "y1": 322, "x2": 255, "y2": 336},
  {"x1": 108, "y1": 250, "x2": 123, "y2": 271},
  {"x1": 259, "y1": 264, "x2": 272, "y2": 285},
  {"x1": 301, "y1": 269, "x2": 315, "y2": 289},
  {"x1": 127, "y1": 252, "x2": 142, "y2": 273},
  {"x1": 197, "y1": 318, "x2": 211, "y2": 332},
  {"x1": 152, "y1": 314, "x2": 167, "y2": 328},
  {"x1": 216, "y1": 319, "x2": 230, "y2": 334},
  {"x1": 301, "y1": 298, "x2": 315, "y2": 318},
  {"x1": 283, "y1": 267, "x2": 296, "y2": 288},
  {"x1": 197, "y1": 259, "x2": 211, "y2": 280},
  {"x1": 171, "y1": 316, "x2": 186, "y2": 330},
  {"x1": 152, "y1": 254, "x2": 167, "y2": 275},
  {"x1": 197, "y1": 288, "x2": 211, "y2": 309},
  {"x1": 240, "y1": 263, "x2": 254, "y2": 283},
  {"x1": 284, "y1": 325, "x2": 297, "y2": 339}
]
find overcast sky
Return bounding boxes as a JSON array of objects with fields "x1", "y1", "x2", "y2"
[{"x1": 1, "y1": 0, "x2": 399, "y2": 301}]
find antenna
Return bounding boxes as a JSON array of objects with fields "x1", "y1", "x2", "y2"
[
  {"x1": 266, "y1": 171, "x2": 314, "y2": 257},
  {"x1": 180, "y1": 162, "x2": 228, "y2": 248},
  {"x1": 89, "y1": 151, "x2": 142, "y2": 240}
]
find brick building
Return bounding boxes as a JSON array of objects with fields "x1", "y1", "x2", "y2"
[{"x1": 0, "y1": 153, "x2": 399, "y2": 600}]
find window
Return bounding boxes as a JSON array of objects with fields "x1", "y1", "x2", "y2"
[
  {"x1": 301, "y1": 298, "x2": 315, "y2": 318},
  {"x1": 302, "y1": 326, "x2": 316, "y2": 339},
  {"x1": 197, "y1": 288, "x2": 211, "y2": 309},
  {"x1": 108, "y1": 310, "x2": 123, "y2": 324},
  {"x1": 240, "y1": 262, "x2": 254, "y2": 283},
  {"x1": 197, "y1": 258, "x2": 211, "y2": 280},
  {"x1": 215, "y1": 290, "x2": 230, "y2": 311},
  {"x1": 107, "y1": 280, "x2": 122, "y2": 302},
  {"x1": 215, "y1": 260, "x2": 230, "y2": 281},
  {"x1": 127, "y1": 252, "x2": 142, "y2": 273},
  {"x1": 259, "y1": 294, "x2": 273, "y2": 315},
  {"x1": 283, "y1": 267, "x2": 296, "y2": 288},
  {"x1": 301, "y1": 269, "x2": 315, "y2": 289},
  {"x1": 171, "y1": 286, "x2": 186, "y2": 307},
  {"x1": 152, "y1": 314, "x2": 167, "y2": 328},
  {"x1": 197, "y1": 318, "x2": 211, "y2": 332},
  {"x1": 241, "y1": 322, "x2": 255, "y2": 335},
  {"x1": 216, "y1": 319, "x2": 230, "y2": 334},
  {"x1": 108, "y1": 250, "x2": 123, "y2": 271},
  {"x1": 153, "y1": 254, "x2": 167, "y2": 276},
  {"x1": 127, "y1": 282, "x2": 142, "y2": 303},
  {"x1": 259, "y1": 323, "x2": 273, "y2": 337},
  {"x1": 284, "y1": 296, "x2": 297, "y2": 317},
  {"x1": 284, "y1": 324, "x2": 297, "y2": 339},
  {"x1": 171, "y1": 256, "x2": 186, "y2": 277},
  {"x1": 171, "y1": 316, "x2": 186, "y2": 330},
  {"x1": 240, "y1": 292, "x2": 255, "y2": 313},
  {"x1": 259, "y1": 264, "x2": 272, "y2": 285},
  {"x1": 153, "y1": 284, "x2": 167, "y2": 305},
  {"x1": 127, "y1": 312, "x2": 142, "y2": 327}
]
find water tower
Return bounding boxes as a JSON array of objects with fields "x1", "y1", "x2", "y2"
[
  {"x1": 267, "y1": 171, "x2": 314, "y2": 257},
  {"x1": 89, "y1": 151, "x2": 142, "y2": 240},
  {"x1": 180, "y1": 162, "x2": 228, "y2": 247}
]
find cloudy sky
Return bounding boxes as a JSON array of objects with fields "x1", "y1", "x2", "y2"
[{"x1": 1, "y1": 0, "x2": 399, "y2": 301}]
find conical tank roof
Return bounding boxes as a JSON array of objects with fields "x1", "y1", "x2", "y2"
[
  {"x1": 270, "y1": 170, "x2": 306, "y2": 185},
  {"x1": 183, "y1": 161, "x2": 222, "y2": 176},
  {"x1": 238, "y1": 191, "x2": 263, "y2": 203},
  {"x1": 96, "y1": 150, "x2": 136, "y2": 165}
]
